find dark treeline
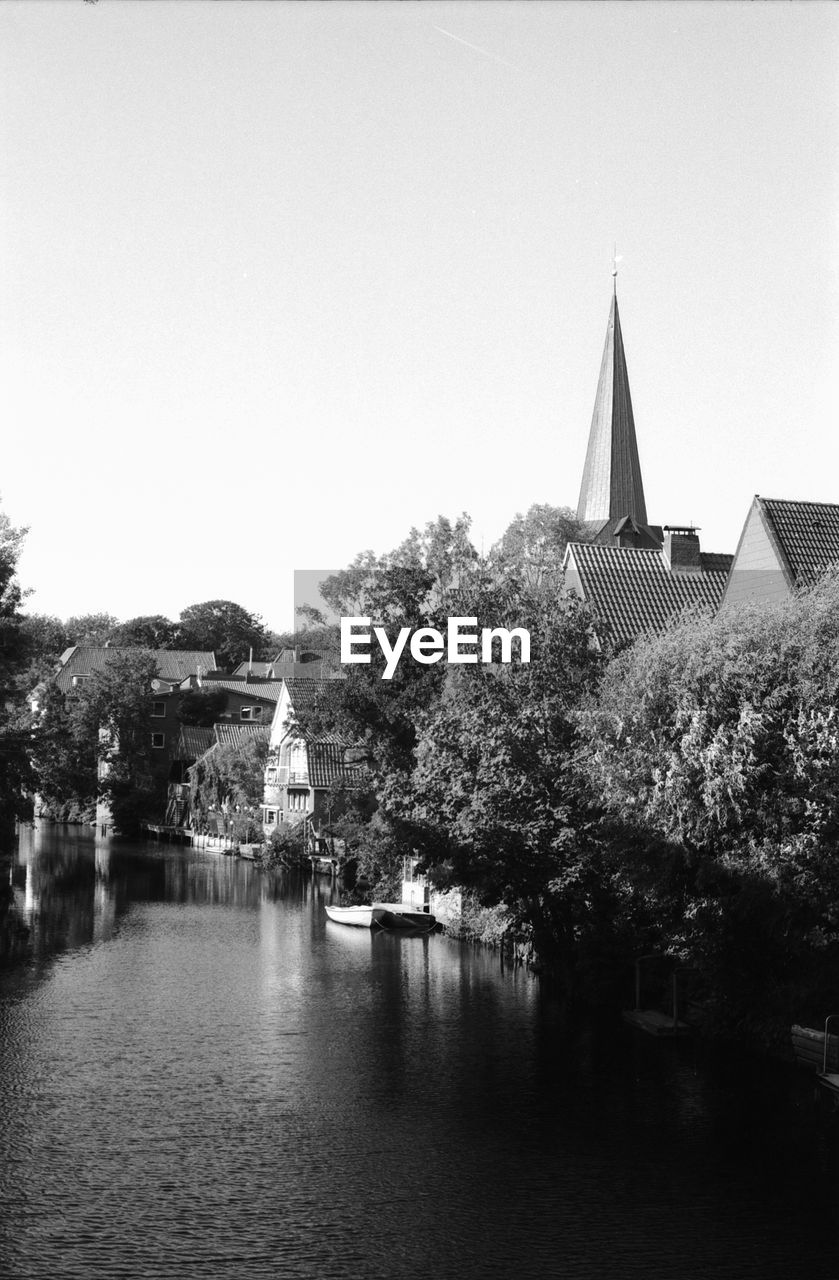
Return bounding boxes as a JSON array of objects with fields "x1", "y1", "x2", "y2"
[
  {"x1": 19, "y1": 599, "x2": 291, "y2": 686},
  {"x1": 293, "y1": 511, "x2": 839, "y2": 1048}
]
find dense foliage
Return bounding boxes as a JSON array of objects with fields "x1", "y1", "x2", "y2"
[
  {"x1": 582, "y1": 573, "x2": 839, "y2": 1039},
  {"x1": 177, "y1": 600, "x2": 269, "y2": 669},
  {"x1": 188, "y1": 735, "x2": 268, "y2": 842},
  {"x1": 38, "y1": 652, "x2": 164, "y2": 835}
]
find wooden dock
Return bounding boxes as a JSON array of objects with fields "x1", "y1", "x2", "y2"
[
  {"x1": 141, "y1": 823, "x2": 238, "y2": 854},
  {"x1": 623, "y1": 955, "x2": 692, "y2": 1037},
  {"x1": 791, "y1": 1021, "x2": 839, "y2": 1099}
]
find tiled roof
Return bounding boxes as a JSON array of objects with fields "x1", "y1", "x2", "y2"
[
  {"x1": 173, "y1": 725, "x2": 215, "y2": 761},
  {"x1": 54, "y1": 647, "x2": 216, "y2": 693},
  {"x1": 307, "y1": 741, "x2": 365, "y2": 789},
  {"x1": 199, "y1": 680, "x2": 284, "y2": 703},
  {"x1": 214, "y1": 723, "x2": 271, "y2": 748},
  {"x1": 567, "y1": 542, "x2": 733, "y2": 647},
  {"x1": 760, "y1": 498, "x2": 839, "y2": 586},
  {"x1": 284, "y1": 678, "x2": 328, "y2": 715}
]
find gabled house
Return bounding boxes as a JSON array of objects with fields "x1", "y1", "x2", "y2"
[
  {"x1": 262, "y1": 678, "x2": 361, "y2": 835},
  {"x1": 721, "y1": 496, "x2": 839, "y2": 609}
]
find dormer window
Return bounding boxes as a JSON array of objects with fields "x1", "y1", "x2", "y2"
[{"x1": 240, "y1": 706, "x2": 262, "y2": 721}]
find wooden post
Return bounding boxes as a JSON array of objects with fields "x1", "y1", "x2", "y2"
[{"x1": 672, "y1": 971, "x2": 679, "y2": 1028}]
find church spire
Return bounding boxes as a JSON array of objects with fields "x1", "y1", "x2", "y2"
[{"x1": 576, "y1": 287, "x2": 649, "y2": 527}]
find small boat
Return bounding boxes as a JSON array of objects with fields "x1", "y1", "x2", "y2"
[
  {"x1": 374, "y1": 903, "x2": 436, "y2": 931},
  {"x1": 325, "y1": 904, "x2": 388, "y2": 928}
]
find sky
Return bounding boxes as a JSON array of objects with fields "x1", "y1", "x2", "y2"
[{"x1": 1, "y1": 1, "x2": 837, "y2": 632}]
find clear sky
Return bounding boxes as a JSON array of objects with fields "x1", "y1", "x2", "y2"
[{"x1": 1, "y1": 1, "x2": 837, "y2": 631}]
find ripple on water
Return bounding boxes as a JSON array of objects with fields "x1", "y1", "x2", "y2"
[{"x1": 2, "y1": 835, "x2": 839, "y2": 1279}]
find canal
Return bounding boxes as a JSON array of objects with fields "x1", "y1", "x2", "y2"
[{"x1": 2, "y1": 825, "x2": 839, "y2": 1279}]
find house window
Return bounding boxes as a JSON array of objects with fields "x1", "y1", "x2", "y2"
[
  {"x1": 240, "y1": 706, "x2": 262, "y2": 721},
  {"x1": 264, "y1": 809, "x2": 277, "y2": 826},
  {"x1": 151, "y1": 701, "x2": 166, "y2": 718},
  {"x1": 288, "y1": 789, "x2": 308, "y2": 812},
  {"x1": 151, "y1": 732, "x2": 165, "y2": 749},
  {"x1": 266, "y1": 767, "x2": 277, "y2": 785},
  {"x1": 71, "y1": 675, "x2": 89, "y2": 688}
]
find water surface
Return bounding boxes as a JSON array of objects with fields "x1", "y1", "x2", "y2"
[{"x1": 2, "y1": 826, "x2": 839, "y2": 1279}]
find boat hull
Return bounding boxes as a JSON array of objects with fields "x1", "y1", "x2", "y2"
[
  {"x1": 373, "y1": 903, "x2": 436, "y2": 931},
  {"x1": 325, "y1": 905, "x2": 387, "y2": 928}
]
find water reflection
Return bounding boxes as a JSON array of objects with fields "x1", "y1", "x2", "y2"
[{"x1": 1, "y1": 826, "x2": 839, "y2": 1280}]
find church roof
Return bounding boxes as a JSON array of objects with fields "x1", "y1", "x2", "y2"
[
  {"x1": 759, "y1": 498, "x2": 839, "y2": 587},
  {"x1": 577, "y1": 292, "x2": 648, "y2": 527},
  {"x1": 565, "y1": 541, "x2": 733, "y2": 648}
]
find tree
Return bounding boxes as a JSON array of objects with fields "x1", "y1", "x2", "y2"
[
  {"x1": 70, "y1": 650, "x2": 163, "y2": 835},
  {"x1": 177, "y1": 687, "x2": 228, "y2": 727},
  {"x1": 403, "y1": 590, "x2": 614, "y2": 976},
  {"x1": 110, "y1": 615, "x2": 179, "y2": 649},
  {"x1": 63, "y1": 613, "x2": 119, "y2": 646},
  {"x1": 29, "y1": 681, "x2": 98, "y2": 821},
  {"x1": 490, "y1": 504, "x2": 584, "y2": 591},
  {"x1": 0, "y1": 510, "x2": 28, "y2": 697},
  {"x1": 0, "y1": 509, "x2": 33, "y2": 835},
  {"x1": 582, "y1": 571, "x2": 839, "y2": 1037},
  {"x1": 19, "y1": 613, "x2": 70, "y2": 665},
  {"x1": 178, "y1": 600, "x2": 267, "y2": 670}
]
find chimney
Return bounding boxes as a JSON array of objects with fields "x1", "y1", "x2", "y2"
[{"x1": 662, "y1": 526, "x2": 702, "y2": 574}]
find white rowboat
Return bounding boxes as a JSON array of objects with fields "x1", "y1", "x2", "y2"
[{"x1": 325, "y1": 904, "x2": 388, "y2": 928}]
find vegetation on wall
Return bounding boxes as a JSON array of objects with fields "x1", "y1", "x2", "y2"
[{"x1": 188, "y1": 735, "x2": 269, "y2": 842}]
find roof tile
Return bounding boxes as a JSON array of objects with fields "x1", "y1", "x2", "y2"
[
  {"x1": 761, "y1": 498, "x2": 839, "y2": 586},
  {"x1": 568, "y1": 542, "x2": 733, "y2": 647}
]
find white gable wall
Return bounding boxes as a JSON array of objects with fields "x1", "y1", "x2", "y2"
[{"x1": 721, "y1": 499, "x2": 792, "y2": 609}]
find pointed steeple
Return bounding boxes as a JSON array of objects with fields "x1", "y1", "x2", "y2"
[{"x1": 576, "y1": 290, "x2": 649, "y2": 527}]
